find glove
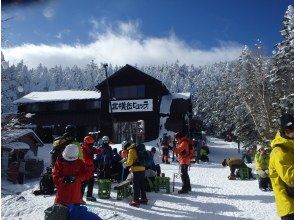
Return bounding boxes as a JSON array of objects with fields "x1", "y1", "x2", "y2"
[
  {"x1": 120, "y1": 158, "x2": 126, "y2": 163},
  {"x1": 63, "y1": 176, "x2": 76, "y2": 184},
  {"x1": 122, "y1": 162, "x2": 127, "y2": 169}
]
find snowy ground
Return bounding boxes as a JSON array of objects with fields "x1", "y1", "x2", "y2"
[{"x1": 1, "y1": 137, "x2": 278, "y2": 220}]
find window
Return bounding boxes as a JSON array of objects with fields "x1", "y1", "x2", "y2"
[
  {"x1": 114, "y1": 85, "x2": 145, "y2": 99},
  {"x1": 27, "y1": 104, "x2": 39, "y2": 112},
  {"x1": 85, "y1": 100, "x2": 101, "y2": 109},
  {"x1": 54, "y1": 102, "x2": 70, "y2": 111}
]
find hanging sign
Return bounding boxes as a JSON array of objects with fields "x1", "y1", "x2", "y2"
[{"x1": 110, "y1": 99, "x2": 153, "y2": 113}]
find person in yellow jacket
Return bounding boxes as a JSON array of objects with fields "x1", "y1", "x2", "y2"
[
  {"x1": 126, "y1": 143, "x2": 148, "y2": 207},
  {"x1": 269, "y1": 114, "x2": 294, "y2": 220},
  {"x1": 255, "y1": 144, "x2": 271, "y2": 191}
]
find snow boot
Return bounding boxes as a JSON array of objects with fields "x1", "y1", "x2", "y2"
[
  {"x1": 178, "y1": 189, "x2": 189, "y2": 194},
  {"x1": 139, "y1": 198, "x2": 148, "y2": 205},
  {"x1": 228, "y1": 175, "x2": 236, "y2": 180},
  {"x1": 129, "y1": 200, "x2": 140, "y2": 207},
  {"x1": 86, "y1": 196, "x2": 97, "y2": 202}
]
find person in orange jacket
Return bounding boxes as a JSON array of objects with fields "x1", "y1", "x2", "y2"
[
  {"x1": 173, "y1": 132, "x2": 191, "y2": 194},
  {"x1": 81, "y1": 135, "x2": 103, "y2": 202},
  {"x1": 52, "y1": 144, "x2": 89, "y2": 205}
]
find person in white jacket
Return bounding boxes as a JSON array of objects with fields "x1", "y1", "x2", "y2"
[{"x1": 151, "y1": 147, "x2": 161, "y2": 176}]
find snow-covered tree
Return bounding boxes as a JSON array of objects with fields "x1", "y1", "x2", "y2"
[{"x1": 268, "y1": 5, "x2": 294, "y2": 119}]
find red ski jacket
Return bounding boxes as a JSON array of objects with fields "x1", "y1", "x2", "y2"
[
  {"x1": 53, "y1": 157, "x2": 89, "y2": 205},
  {"x1": 81, "y1": 144, "x2": 103, "y2": 176}
]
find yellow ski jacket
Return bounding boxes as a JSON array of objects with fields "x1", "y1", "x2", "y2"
[{"x1": 269, "y1": 131, "x2": 294, "y2": 217}]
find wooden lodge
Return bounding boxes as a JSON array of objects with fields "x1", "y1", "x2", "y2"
[{"x1": 14, "y1": 64, "x2": 192, "y2": 143}]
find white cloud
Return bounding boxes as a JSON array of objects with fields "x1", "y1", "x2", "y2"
[
  {"x1": 43, "y1": 7, "x2": 55, "y2": 19},
  {"x1": 3, "y1": 20, "x2": 243, "y2": 68}
]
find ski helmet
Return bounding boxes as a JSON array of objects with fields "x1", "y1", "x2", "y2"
[
  {"x1": 84, "y1": 135, "x2": 95, "y2": 145},
  {"x1": 102, "y1": 136, "x2": 110, "y2": 143}
]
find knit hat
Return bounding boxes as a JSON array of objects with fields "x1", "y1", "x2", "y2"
[
  {"x1": 281, "y1": 114, "x2": 294, "y2": 131},
  {"x1": 121, "y1": 141, "x2": 130, "y2": 150},
  {"x1": 62, "y1": 144, "x2": 79, "y2": 161}
]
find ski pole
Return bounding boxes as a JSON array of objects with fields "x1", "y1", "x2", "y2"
[
  {"x1": 172, "y1": 173, "x2": 175, "y2": 192},
  {"x1": 103, "y1": 155, "x2": 106, "y2": 179},
  {"x1": 121, "y1": 165, "x2": 125, "y2": 182}
]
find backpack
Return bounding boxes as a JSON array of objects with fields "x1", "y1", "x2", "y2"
[
  {"x1": 187, "y1": 139, "x2": 196, "y2": 160},
  {"x1": 134, "y1": 144, "x2": 149, "y2": 167},
  {"x1": 51, "y1": 135, "x2": 74, "y2": 165},
  {"x1": 44, "y1": 204, "x2": 69, "y2": 220},
  {"x1": 40, "y1": 168, "x2": 55, "y2": 195}
]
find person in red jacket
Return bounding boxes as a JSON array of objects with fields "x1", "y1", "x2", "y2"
[
  {"x1": 173, "y1": 132, "x2": 191, "y2": 194},
  {"x1": 52, "y1": 144, "x2": 89, "y2": 205},
  {"x1": 81, "y1": 135, "x2": 103, "y2": 202}
]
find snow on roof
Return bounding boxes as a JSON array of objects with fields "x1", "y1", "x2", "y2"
[
  {"x1": 160, "y1": 92, "x2": 191, "y2": 114},
  {"x1": 1, "y1": 129, "x2": 43, "y2": 146},
  {"x1": 3, "y1": 142, "x2": 30, "y2": 150},
  {"x1": 13, "y1": 90, "x2": 101, "y2": 104}
]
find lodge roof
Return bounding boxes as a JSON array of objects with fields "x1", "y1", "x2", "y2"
[
  {"x1": 13, "y1": 90, "x2": 101, "y2": 104},
  {"x1": 96, "y1": 64, "x2": 170, "y2": 94}
]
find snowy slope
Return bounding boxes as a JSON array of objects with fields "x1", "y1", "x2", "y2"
[{"x1": 1, "y1": 137, "x2": 278, "y2": 220}]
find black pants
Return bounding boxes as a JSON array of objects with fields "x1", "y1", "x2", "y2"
[
  {"x1": 81, "y1": 176, "x2": 95, "y2": 197},
  {"x1": 180, "y1": 164, "x2": 191, "y2": 191},
  {"x1": 133, "y1": 171, "x2": 147, "y2": 202},
  {"x1": 258, "y1": 177, "x2": 270, "y2": 189},
  {"x1": 281, "y1": 214, "x2": 294, "y2": 220},
  {"x1": 154, "y1": 164, "x2": 161, "y2": 176},
  {"x1": 100, "y1": 164, "x2": 111, "y2": 179}
]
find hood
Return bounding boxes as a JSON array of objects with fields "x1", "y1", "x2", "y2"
[
  {"x1": 127, "y1": 143, "x2": 136, "y2": 151},
  {"x1": 271, "y1": 131, "x2": 294, "y2": 151}
]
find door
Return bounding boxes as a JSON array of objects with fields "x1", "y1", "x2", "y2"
[{"x1": 113, "y1": 120, "x2": 145, "y2": 144}]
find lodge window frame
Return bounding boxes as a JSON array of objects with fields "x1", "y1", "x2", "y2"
[{"x1": 113, "y1": 85, "x2": 145, "y2": 99}]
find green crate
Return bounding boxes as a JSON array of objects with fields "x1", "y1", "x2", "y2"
[
  {"x1": 116, "y1": 185, "x2": 132, "y2": 200},
  {"x1": 154, "y1": 176, "x2": 170, "y2": 193},
  {"x1": 239, "y1": 168, "x2": 250, "y2": 180},
  {"x1": 98, "y1": 179, "x2": 111, "y2": 199}
]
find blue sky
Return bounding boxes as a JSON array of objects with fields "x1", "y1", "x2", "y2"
[{"x1": 2, "y1": 0, "x2": 293, "y2": 68}]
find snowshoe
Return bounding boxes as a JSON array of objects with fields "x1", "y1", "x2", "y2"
[
  {"x1": 86, "y1": 196, "x2": 97, "y2": 202},
  {"x1": 129, "y1": 201, "x2": 140, "y2": 207}
]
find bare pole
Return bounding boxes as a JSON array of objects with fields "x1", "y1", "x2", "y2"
[
  {"x1": 103, "y1": 63, "x2": 114, "y2": 142},
  {"x1": 103, "y1": 63, "x2": 112, "y2": 114}
]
